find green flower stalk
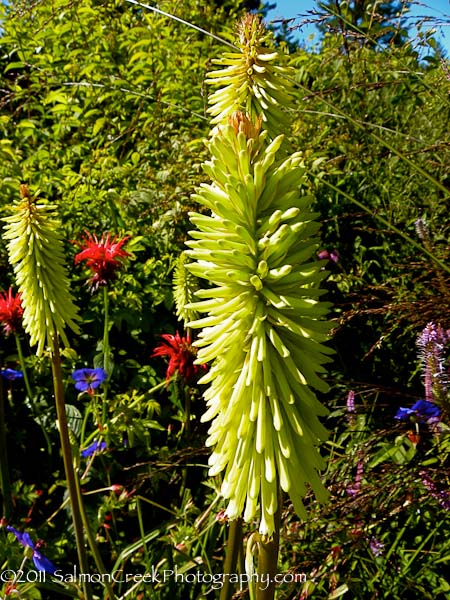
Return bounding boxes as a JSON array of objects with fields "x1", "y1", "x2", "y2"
[
  {"x1": 2, "y1": 185, "x2": 93, "y2": 600},
  {"x1": 207, "y1": 13, "x2": 294, "y2": 138},
  {"x1": 186, "y1": 112, "x2": 332, "y2": 536},
  {"x1": 2, "y1": 185, "x2": 80, "y2": 355}
]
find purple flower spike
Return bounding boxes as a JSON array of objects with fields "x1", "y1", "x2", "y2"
[
  {"x1": 346, "y1": 461, "x2": 364, "y2": 497},
  {"x1": 369, "y1": 537, "x2": 384, "y2": 557},
  {"x1": 416, "y1": 322, "x2": 449, "y2": 404},
  {"x1": 420, "y1": 471, "x2": 450, "y2": 511},
  {"x1": 346, "y1": 391, "x2": 356, "y2": 414},
  {"x1": 72, "y1": 368, "x2": 107, "y2": 395},
  {"x1": 81, "y1": 440, "x2": 107, "y2": 458},
  {"x1": 7, "y1": 526, "x2": 58, "y2": 575}
]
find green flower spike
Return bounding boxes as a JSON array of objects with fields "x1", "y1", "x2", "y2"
[
  {"x1": 173, "y1": 251, "x2": 199, "y2": 326},
  {"x1": 186, "y1": 113, "x2": 332, "y2": 536},
  {"x1": 207, "y1": 13, "x2": 295, "y2": 138},
  {"x1": 3, "y1": 185, "x2": 80, "y2": 355}
]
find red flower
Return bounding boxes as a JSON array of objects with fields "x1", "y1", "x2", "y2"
[
  {"x1": 152, "y1": 332, "x2": 205, "y2": 382},
  {"x1": 74, "y1": 232, "x2": 130, "y2": 290},
  {"x1": 0, "y1": 288, "x2": 23, "y2": 336}
]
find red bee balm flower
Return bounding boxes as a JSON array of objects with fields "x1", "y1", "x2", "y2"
[
  {"x1": 74, "y1": 232, "x2": 130, "y2": 290},
  {"x1": 0, "y1": 288, "x2": 23, "y2": 336},
  {"x1": 152, "y1": 332, "x2": 205, "y2": 382}
]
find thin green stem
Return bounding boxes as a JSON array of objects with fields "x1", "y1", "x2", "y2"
[
  {"x1": 102, "y1": 286, "x2": 110, "y2": 376},
  {"x1": 320, "y1": 178, "x2": 450, "y2": 275},
  {"x1": 15, "y1": 334, "x2": 52, "y2": 455},
  {"x1": 0, "y1": 377, "x2": 13, "y2": 519},
  {"x1": 102, "y1": 286, "x2": 110, "y2": 441},
  {"x1": 50, "y1": 335, "x2": 93, "y2": 600},
  {"x1": 124, "y1": 0, "x2": 236, "y2": 49},
  {"x1": 74, "y1": 468, "x2": 117, "y2": 600},
  {"x1": 136, "y1": 497, "x2": 150, "y2": 566},
  {"x1": 219, "y1": 518, "x2": 244, "y2": 600},
  {"x1": 14, "y1": 335, "x2": 32, "y2": 401},
  {"x1": 184, "y1": 385, "x2": 191, "y2": 437}
]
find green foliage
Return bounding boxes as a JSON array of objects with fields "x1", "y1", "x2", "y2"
[{"x1": 288, "y1": 34, "x2": 450, "y2": 387}]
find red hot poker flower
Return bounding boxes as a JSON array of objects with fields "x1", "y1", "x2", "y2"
[
  {"x1": 152, "y1": 332, "x2": 206, "y2": 383},
  {"x1": 74, "y1": 232, "x2": 130, "y2": 290},
  {"x1": 0, "y1": 287, "x2": 23, "y2": 336}
]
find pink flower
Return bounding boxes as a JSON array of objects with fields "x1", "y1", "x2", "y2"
[
  {"x1": 74, "y1": 232, "x2": 130, "y2": 290},
  {"x1": 152, "y1": 332, "x2": 206, "y2": 383},
  {"x1": 0, "y1": 288, "x2": 23, "y2": 336}
]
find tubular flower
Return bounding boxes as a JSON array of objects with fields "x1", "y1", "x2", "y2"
[
  {"x1": 207, "y1": 13, "x2": 294, "y2": 139},
  {"x1": 6, "y1": 526, "x2": 58, "y2": 575},
  {"x1": 0, "y1": 288, "x2": 23, "y2": 336},
  {"x1": 2, "y1": 186, "x2": 80, "y2": 355},
  {"x1": 152, "y1": 332, "x2": 205, "y2": 383},
  {"x1": 74, "y1": 232, "x2": 130, "y2": 291},
  {"x1": 185, "y1": 113, "x2": 332, "y2": 535}
]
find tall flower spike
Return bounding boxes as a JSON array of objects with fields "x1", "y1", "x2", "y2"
[
  {"x1": 186, "y1": 113, "x2": 332, "y2": 535},
  {"x1": 173, "y1": 252, "x2": 199, "y2": 326},
  {"x1": 207, "y1": 13, "x2": 294, "y2": 138},
  {"x1": 2, "y1": 186, "x2": 80, "y2": 355}
]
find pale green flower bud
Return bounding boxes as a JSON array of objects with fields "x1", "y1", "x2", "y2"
[
  {"x1": 173, "y1": 251, "x2": 199, "y2": 325},
  {"x1": 207, "y1": 13, "x2": 295, "y2": 138}
]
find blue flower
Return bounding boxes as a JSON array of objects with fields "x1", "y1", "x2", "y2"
[
  {"x1": 7, "y1": 526, "x2": 58, "y2": 575},
  {"x1": 81, "y1": 440, "x2": 107, "y2": 458},
  {"x1": 0, "y1": 368, "x2": 23, "y2": 381},
  {"x1": 71, "y1": 368, "x2": 107, "y2": 395},
  {"x1": 395, "y1": 399, "x2": 440, "y2": 422}
]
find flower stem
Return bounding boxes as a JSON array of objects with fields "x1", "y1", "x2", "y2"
[
  {"x1": 102, "y1": 286, "x2": 110, "y2": 440},
  {"x1": 14, "y1": 333, "x2": 52, "y2": 455},
  {"x1": 74, "y1": 467, "x2": 117, "y2": 600},
  {"x1": 256, "y1": 488, "x2": 281, "y2": 600},
  {"x1": 0, "y1": 376, "x2": 13, "y2": 519},
  {"x1": 219, "y1": 517, "x2": 244, "y2": 600},
  {"x1": 50, "y1": 335, "x2": 93, "y2": 600}
]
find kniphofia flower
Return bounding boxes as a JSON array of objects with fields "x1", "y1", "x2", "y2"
[
  {"x1": 6, "y1": 526, "x2": 58, "y2": 575},
  {"x1": 72, "y1": 368, "x2": 107, "y2": 395},
  {"x1": 2, "y1": 189, "x2": 80, "y2": 355},
  {"x1": 0, "y1": 287, "x2": 23, "y2": 336},
  {"x1": 152, "y1": 332, "x2": 205, "y2": 382},
  {"x1": 74, "y1": 232, "x2": 130, "y2": 291}
]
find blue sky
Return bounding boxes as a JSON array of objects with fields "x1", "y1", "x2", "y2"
[{"x1": 266, "y1": 0, "x2": 450, "y2": 55}]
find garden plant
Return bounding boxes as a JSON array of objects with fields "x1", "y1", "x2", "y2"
[{"x1": 0, "y1": 1, "x2": 449, "y2": 599}]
